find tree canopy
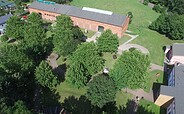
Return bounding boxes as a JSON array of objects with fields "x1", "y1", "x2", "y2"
[
  {"x1": 97, "y1": 30, "x2": 119, "y2": 53},
  {"x1": 66, "y1": 42, "x2": 104, "y2": 88},
  {"x1": 53, "y1": 15, "x2": 81, "y2": 56},
  {"x1": 149, "y1": 13, "x2": 184, "y2": 40},
  {"x1": 86, "y1": 75, "x2": 116, "y2": 108},
  {"x1": 4, "y1": 100, "x2": 32, "y2": 114},
  {"x1": 35, "y1": 61, "x2": 58, "y2": 88},
  {"x1": 110, "y1": 49, "x2": 150, "y2": 89},
  {"x1": 0, "y1": 45, "x2": 34, "y2": 74},
  {"x1": 5, "y1": 16, "x2": 24, "y2": 39}
]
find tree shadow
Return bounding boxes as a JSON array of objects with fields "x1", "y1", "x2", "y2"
[
  {"x1": 36, "y1": 87, "x2": 62, "y2": 114},
  {"x1": 62, "y1": 95, "x2": 96, "y2": 114},
  {"x1": 53, "y1": 63, "x2": 67, "y2": 82}
]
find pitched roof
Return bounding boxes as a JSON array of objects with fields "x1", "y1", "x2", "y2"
[
  {"x1": 0, "y1": 0, "x2": 14, "y2": 7},
  {"x1": 0, "y1": 14, "x2": 12, "y2": 25},
  {"x1": 172, "y1": 43, "x2": 184, "y2": 56},
  {"x1": 160, "y1": 65, "x2": 184, "y2": 114},
  {"x1": 29, "y1": 1, "x2": 127, "y2": 27}
]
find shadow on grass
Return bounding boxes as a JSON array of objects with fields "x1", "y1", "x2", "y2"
[
  {"x1": 53, "y1": 63, "x2": 67, "y2": 82},
  {"x1": 38, "y1": 87, "x2": 62, "y2": 114},
  {"x1": 62, "y1": 96, "x2": 155, "y2": 114}
]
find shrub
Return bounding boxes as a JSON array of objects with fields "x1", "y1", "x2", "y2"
[
  {"x1": 143, "y1": 0, "x2": 149, "y2": 5},
  {"x1": 1, "y1": 35, "x2": 9, "y2": 42}
]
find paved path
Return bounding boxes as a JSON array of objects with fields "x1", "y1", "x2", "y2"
[
  {"x1": 118, "y1": 43, "x2": 149, "y2": 55},
  {"x1": 150, "y1": 63, "x2": 164, "y2": 71},
  {"x1": 47, "y1": 53, "x2": 59, "y2": 69},
  {"x1": 86, "y1": 31, "x2": 101, "y2": 42},
  {"x1": 122, "y1": 88, "x2": 154, "y2": 102},
  {"x1": 123, "y1": 34, "x2": 139, "y2": 45}
]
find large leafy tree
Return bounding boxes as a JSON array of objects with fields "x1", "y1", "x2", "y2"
[
  {"x1": 97, "y1": 30, "x2": 119, "y2": 53},
  {"x1": 66, "y1": 42, "x2": 104, "y2": 88},
  {"x1": 0, "y1": 45, "x2": 34, "y2": 74},
  {"x1": 86, "y1": 75, "x2": 116, "y2": 108},
  {"x1": 21, "y1": 22, "x2": 52, "y2": 64},
  {"x1": 149, "y1": 13, "x2": 184, "y2": 40},
  {"x1": 110, "y1": 49, "x2": 150, "y2": 90},
  {"x1": 53, "y1": 15, "x2": 80, "y2": 56},
  {"x1": 26, "y1": 12, "x2": 42, "y2": 25},
  {"x1": 5, "y1": 16, "x2": 24, "y2": 39},
  {"x1": 35, "y1": 61, "x2": 58, "y2": 88},
  {"x1": 4, "y1": 100, "x2": 32, "y2": 114}
]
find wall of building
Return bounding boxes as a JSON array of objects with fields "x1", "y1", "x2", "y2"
[
  {"x1": 155, "y1": 94, "x2": 173, "y2": 106},
  {"x1": 29, "y1": 8, "x2": 129, "y2": 37}
]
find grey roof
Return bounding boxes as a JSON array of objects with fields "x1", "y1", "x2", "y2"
[
  {"x1": 0, "y1": 0, "x2": 14, "y2": 7},
  {"x1": 0, "y1": 14, "x2": 12, "y2": 25},
  {"x1": 29, "y1": 1, "x2": 127, "y2": 27},
  {"x1": 172, "y1": 43, "x2": 184, "y2": 56},
  {"x1": 160, "y1": 65, "x2": 184, "y2": 114}
]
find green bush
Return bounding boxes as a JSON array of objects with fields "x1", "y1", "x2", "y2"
[
  {"x1": 1, "y1": 35, "x2": 9, "y2": 42},
  {"x1": 143, "y1": 0, "x2": 149, "y2": 5},
  {"x1": 153, "y1": 5, "x2": 166, "y2": 13}
]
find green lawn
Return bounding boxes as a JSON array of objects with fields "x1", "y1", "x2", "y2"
[
  {"x1": 119, "y1": 35, "x2": 131, "y2": 45},
  {"x1": 81, "y1": 28, "x2": 96, "y2": 38},
  {"x1": 56, "y1": 81, "x2": 87, "y2": 102},
  {"x1": 116, "y1": 91, "x2": 133, "y2": 107},
  {"x1": 71, "y1": 0, "x2": 184, "y2": 65},
  {"x1": 138, "y1": 99, "x2": 160, "y2": 114},
  {"x1": 143, "y1": 70, "x2": 163, "y2": 92},
  {"x1": 102, "y1": 52, "x2": 119, "y2": 69}
]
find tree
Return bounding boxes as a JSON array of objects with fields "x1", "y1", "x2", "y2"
[
  {"x1": 109, "y1": 49, "x2": 150, "y2": 89},
  {"x1": 149, "y1": 13, "x2": 184, "y2": 40},
  {"x1": 53, "y1": 15, "x2": 80, "y2": 56},
  {"x1": 66, "y1": 42, "x2": 104, "y2": 88},
  {"x1": 5, "y1": 16, "x2": 24, "y2": 39},
  {"x1": 27, "y1": 12, "x2": 42, "y2": 25},
  {"x1": 21, "y1": 23, "x2": 52, "y2": 64},
  {"x1": 0, "y1": 45, "x2": 34, "y2": 74},
  {"x1": 5, "y1": 100, "x2": 32, "y2": 114},
  {"x1": 35, "y1": 61, "x2": 58, "y2": 88},
  {"x1": 86, "y1": 75, "x2": 117, "y2": 108},
  {"x1": 127, "y1": 12, "x2": 133, "y2": 23},
  {"x1": 167, "y1": 14, "x2": 184, "y2": 40},
  {"x1": 97, "y1": 30, "x2": 119, "y2": 53}
]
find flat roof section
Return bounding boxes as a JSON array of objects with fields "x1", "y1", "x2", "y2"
[
  {"x1": 82, "y1": 7, "x2": 113, "y2": 15},
  {"x1": 160, "y1": 65, "x2": 184, "y2": 114},
  {"x1": 172, "y1": 43, "x2": 184, "y2": 56}
]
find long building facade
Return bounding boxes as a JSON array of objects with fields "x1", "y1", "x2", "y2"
[{"x1": 28, "y1": 0, "x2": 129, "y2": 37}]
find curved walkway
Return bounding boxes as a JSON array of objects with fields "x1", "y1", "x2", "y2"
[{"x1": 118, "y1": 43, "x2": 149, "y2": 55}]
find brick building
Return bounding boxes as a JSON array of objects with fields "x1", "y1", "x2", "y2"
[{"x1": 28, "y1": 1, "x2": 129, "y2": 37}]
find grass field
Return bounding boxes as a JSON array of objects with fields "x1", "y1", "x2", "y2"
[
  {"x1": 143, "y1": 70, "x2": 163, "y2": 92},
  {"x1": 71, "y1": 0, "x2": 184, "y2": 65},
  {"x1": 103, "y1": 52, "x2": 119, "y2": 69},
  {"x1": 81, "y1": 28, "x2": 96, "y2": 38},
  {"x1": 116, "y1": 91, "x2": 133, "y2": 107},
  {"x1": 138, "y1": 99, "x2": 160, "y2": 114},
  {"x1": 56, "y1": 82, "x2": 87, "y2": 102},
  {"x1": 119, "y1": 35, "x2": 131, "y2": 45}
]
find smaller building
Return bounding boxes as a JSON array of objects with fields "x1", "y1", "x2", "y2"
[
  {"x1": 0, "y1": 0, "x2": 15, "y2": 10},
  {"x1": 0, "y1": 14, "x2": 12, "y2": 35},
  {"x1": 165, "y1": 43, "x2": 184, "y2": 65}
]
